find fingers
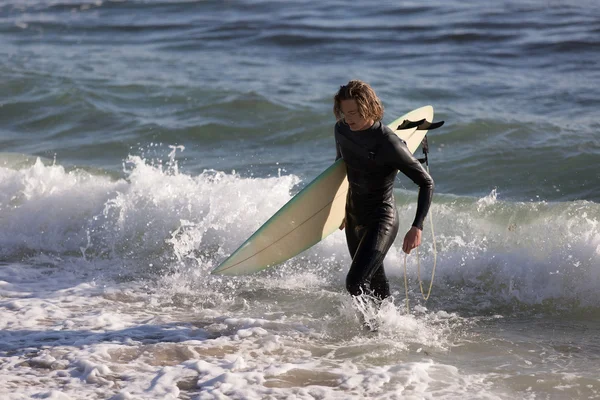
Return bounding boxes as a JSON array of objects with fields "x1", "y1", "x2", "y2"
[
  {"x1": 403, "y1": 242, "x2": 416, "y2": 254},
  {"x1": 402, "y1": 236, "x2": 412, "y2": 254},
  {"x1": 402, "y1": 229, "x2": 421, "y2": 254}
]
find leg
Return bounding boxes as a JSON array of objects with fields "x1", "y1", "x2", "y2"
[
  {"x1": 369, "y1": 262, "x2": 390, "y2": 301},
  {"x1": 345, "y1": 210, "x2": 399, "y2": 298}
]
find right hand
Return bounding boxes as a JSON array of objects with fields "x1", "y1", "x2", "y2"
[
  {"x1": 402, "y1": 226, "x2": 422, "y2": 254},
  {"x1": 339, "y1": 218, "x2": 346, "y2": 230}
]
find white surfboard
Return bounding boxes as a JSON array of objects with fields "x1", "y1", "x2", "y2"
[{"x1": 212, "y1": 105, "x2": 435, "y2": 275}]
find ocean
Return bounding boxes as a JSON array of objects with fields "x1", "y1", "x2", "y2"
[{"x1": 1, "y1": 1, "x2": 599, "y2": 399}]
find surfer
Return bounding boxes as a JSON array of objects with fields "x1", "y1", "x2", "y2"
[{"x1": 334, "y1": 80, "x2": 434, "y2": 310}]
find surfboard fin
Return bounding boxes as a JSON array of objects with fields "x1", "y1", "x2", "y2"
[
  {"x1": 397, "y1": 118, "x2": 445, "y2": 166},
  {"x1": 397, "y1": 119, "x2": 445, "y2": 131},
  {"x1": 417, "y1": 120, "x2": 445, "y2": 130},
  {"x1": 397, "y1": 119, "x2": 425, "y2": 130}
]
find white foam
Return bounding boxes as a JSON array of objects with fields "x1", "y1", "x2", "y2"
[
  {"x1": 1, "y1": 156, "x2": 599, "y2": 399},
  {"x1": 3, "y1": 156, "x2": 599, "y2": 309}
]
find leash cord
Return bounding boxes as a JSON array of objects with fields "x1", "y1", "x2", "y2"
[{"x1": 404, "y1": 164, "x2": 438, "y2": 313}]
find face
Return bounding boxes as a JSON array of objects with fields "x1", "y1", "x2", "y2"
[{"x1": 340, "y1": 99, "x2": 374, "y2": 131}]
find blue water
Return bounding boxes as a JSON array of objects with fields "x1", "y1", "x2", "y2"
[{"x1": 1, "y1": 1, "x2": 600, "y2": 399}]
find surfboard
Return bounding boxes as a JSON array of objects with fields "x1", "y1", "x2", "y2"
[{"x1": 212, "y1": 105, "x2": 435, "y2": 276}]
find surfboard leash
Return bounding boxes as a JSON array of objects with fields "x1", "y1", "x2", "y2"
[
  {"x1": 403, "y1": 183, "x2": 438, "y2": 314},
  {"x1": 403, "y1": 132, "x2": 439, "y2": 314}
]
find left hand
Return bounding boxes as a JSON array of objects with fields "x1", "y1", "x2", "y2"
[{"x1": 402, "y1": 226, "x2": 422, "y2": 254}]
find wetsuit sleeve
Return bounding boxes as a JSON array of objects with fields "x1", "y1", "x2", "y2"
[
  {"x1": 382, "y1": 134, "x2": 434, "y2": 230},
  {"x1": 334, "y1": 125, "x2": 342, "y2": 161}
]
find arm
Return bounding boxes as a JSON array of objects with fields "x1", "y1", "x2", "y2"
[
  {"x1": 334, "y1": 125, "x2": 342, "y2": 162},
  {"x1": 383, "y1": 135, "x2": 434, "y2": 252},
  {"x1": 334, "y1": 127, "x2": 345, "y2": 230},
  {"x1": 384, "y1": 134, "x2": 434, "y2": 229}
]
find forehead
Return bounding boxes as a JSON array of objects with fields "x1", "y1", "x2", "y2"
[{"x1": 340, "y1": 99, "x2": 359, "y2": 113}]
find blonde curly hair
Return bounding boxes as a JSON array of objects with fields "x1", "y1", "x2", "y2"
[{"x1": 333, "y1": 80, "x2": 384, "y2": 122}]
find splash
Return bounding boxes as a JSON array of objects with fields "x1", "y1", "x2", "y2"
[{"x1": 1, "y1": 153, "x2": 599, "y2": 313}]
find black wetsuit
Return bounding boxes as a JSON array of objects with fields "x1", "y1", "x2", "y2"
[{"x1": 334, "y1": 120, "x2": 434, "y2": 300}]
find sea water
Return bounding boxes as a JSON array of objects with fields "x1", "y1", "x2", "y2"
[{"x1": 1, "y1": 1, "x2": 599, "y2": 399}]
